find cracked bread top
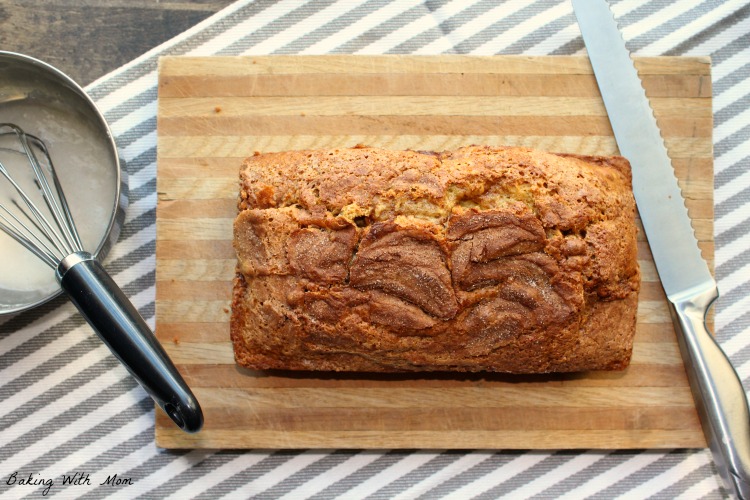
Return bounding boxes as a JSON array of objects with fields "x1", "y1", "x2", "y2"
[{"x1": 232, "y1": 145, "x2": 640, "y2": 372}]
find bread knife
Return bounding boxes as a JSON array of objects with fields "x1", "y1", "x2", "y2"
[{"x1": 572, "y1": 0, "x2": 750, "y2": 497}]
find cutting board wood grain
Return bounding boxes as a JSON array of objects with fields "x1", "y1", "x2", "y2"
[{"x1": 155, "y1": 55, "x2": 712, "y2": 449}]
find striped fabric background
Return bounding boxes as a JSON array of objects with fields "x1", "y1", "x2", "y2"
[{"x1": 1, "y1": 0, "x2": 749, "y2": 498}]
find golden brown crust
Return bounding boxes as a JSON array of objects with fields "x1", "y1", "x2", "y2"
[{"x1": 231, "y1": 145, "x2": 640, "y2": 373}]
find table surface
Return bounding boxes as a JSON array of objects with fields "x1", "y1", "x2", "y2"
[{"x1": 1, "y1": 1, "x2": 749, "y2": 499}]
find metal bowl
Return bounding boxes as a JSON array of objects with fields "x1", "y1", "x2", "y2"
[{"x1": 0, "y1": 51, "x2": 125, "y2": 315}]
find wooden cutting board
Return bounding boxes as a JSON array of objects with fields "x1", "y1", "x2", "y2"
[{"x1": 154, "y1": 55, "x2": 713, "y2": 449}]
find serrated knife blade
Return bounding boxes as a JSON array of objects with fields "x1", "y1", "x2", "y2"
[{"x1": 572, "y1": 0, "x2": 750, "y2": 497}]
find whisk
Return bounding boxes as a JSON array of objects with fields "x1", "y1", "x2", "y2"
[{"x1": 0, "y1": 123, "x2": 203, "y2": 433}]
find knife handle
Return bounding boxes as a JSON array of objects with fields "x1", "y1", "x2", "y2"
[{"x1": 670, "y1": 284, "x2": 750, "y2": 499}]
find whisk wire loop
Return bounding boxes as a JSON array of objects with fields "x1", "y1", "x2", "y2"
[
  {"x1": 1, "y1": 164, "x2": 69, "y2": 258},
  {"x1": 21, "y1": 131, "x2": 83, "y2": 254},
  {"x1": 0, "y1": 123, "x2": 84, "y2": 266}
]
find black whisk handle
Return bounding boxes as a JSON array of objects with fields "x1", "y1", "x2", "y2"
[{"x1": 56, "y1": 252, "x2": 203, "y2": 433}]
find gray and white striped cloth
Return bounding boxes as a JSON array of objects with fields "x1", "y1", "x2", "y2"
[{"x1": 2, "y1": 0, "x2": 749, "y2": 498}]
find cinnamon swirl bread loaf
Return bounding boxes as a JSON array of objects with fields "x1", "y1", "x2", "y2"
[{"x1": 231, "y1": 146, "x2": 640, "y2": 373}]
